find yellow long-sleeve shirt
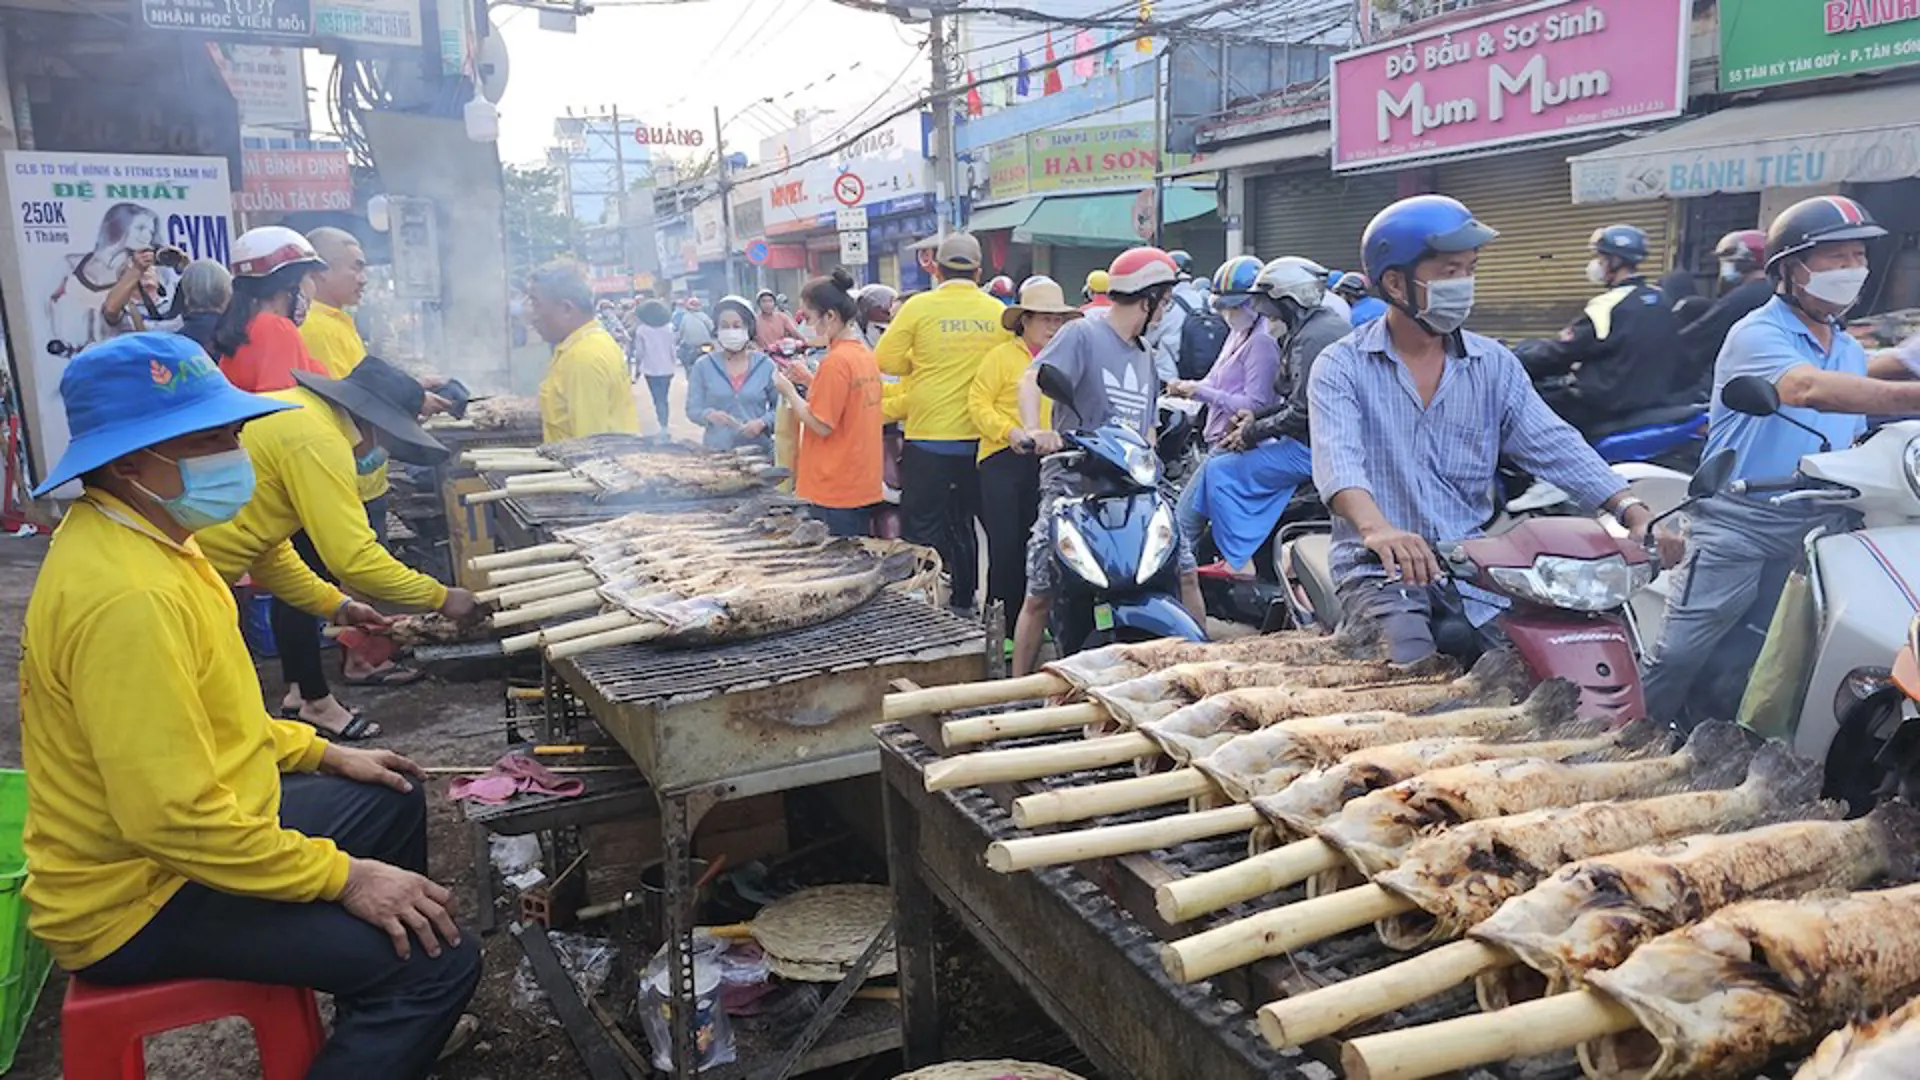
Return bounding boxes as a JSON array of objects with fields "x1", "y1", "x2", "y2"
[
  {"x1": 197, "y1": 388, "x2": 450, "y2": 612},
  {"x1": 300, "y1": 302, "x2": 388, "y2": 503},
  {"x1": 20, "y1": 493, "x2": 347, "y2": 970},
  {"x1": 540, "y1": 322, "x2": 640, "y2": 442},
  {"x1": 873, "y1": 281, "x2": 1012, "y2": 441},
  {"x1": 968, "y1": 339, "x2": 1051, "y2": 462}
]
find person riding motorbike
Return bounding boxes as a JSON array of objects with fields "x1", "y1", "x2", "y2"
[
  {"x1": 1010, "y1": 246, "x2": 1205, "y2": 676},
  {"x1": 1178, "y1": 256, "x2": 1347, "y2": 574},
  {"x1": 1311, "y1": 195, "x2": 1652, "y2": 665},
  {"x1": 1148, "y1": 252, "x2": 1213, "y2": 386},
  {"x1": 1641, "y1": 195, "x2": 1920, "y2": 724},
  {"x1": 1334, "y1": 271, "x2": 1388, "y2": 327},
  {"x1": 1164, "y1": 256, "x2": 1280, "y2": 449},
  {"x1": 1675, "y1": 230, "x2": 1774, "y2": 399},
  {"x1": 987, "y1": 275, "x2": 1016, "y2": 306},
  {"x1": 1516, "y1": 224, "x2": 1685, "y2": 439}
]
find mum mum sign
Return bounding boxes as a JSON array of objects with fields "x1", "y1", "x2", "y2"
[{"x1": 1330, "y1": 0, "x2": 1689, "y2": 171}]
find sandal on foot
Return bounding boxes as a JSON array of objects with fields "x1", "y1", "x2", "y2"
[
  {"x1": 340, "y1": 663, "x2": 426, "y2": 688},
  {"x1": 297, "y1": 711, "x2": 383, "y2": 741}
]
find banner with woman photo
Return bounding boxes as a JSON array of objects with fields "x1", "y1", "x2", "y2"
[{"x1": 0, "y1": 151, "x2": 234, "y2": 487}]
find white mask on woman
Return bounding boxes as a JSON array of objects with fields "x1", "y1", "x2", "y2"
[{"x1": 717, "y1": 327, "x2": 750, "y2": 353}]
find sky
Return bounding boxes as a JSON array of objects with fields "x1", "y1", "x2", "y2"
[{"x1": 483, "y1": 0, "x2": 931, "y2": 168}]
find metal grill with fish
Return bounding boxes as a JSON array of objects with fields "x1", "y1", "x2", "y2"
[{"x1": 463, "y1": 437, "x2": 786, "y2": 505}]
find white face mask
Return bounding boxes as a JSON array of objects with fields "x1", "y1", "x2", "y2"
[
  {"x1": 1585, "y1": 258, "x2": 1610, "y2": 286},
  {"x1": 290, "y1": 291, "x2": 312, "y2": 326},
  {"x1": 717, "y1": 327, "x2": 750, "y2": 353},
  {"x1": 1802, "y1": 265, "x2": 1870, "y2": 309},
  {"x1": 864, "y1": 323, "x2": 888, "y2": 348},
  {"x1": 1415, "y1": 275, "x2": 1475, "y2": 335},
  {"x1": 1719, "y1": 260, "x2": 1743, "y2": 284},
  {"x1": 1223, "y1": 304, "x2": 1255, "y2": 332}
]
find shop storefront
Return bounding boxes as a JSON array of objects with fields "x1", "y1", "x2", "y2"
[
  {"x1": 1246, "y1": 162, "x2": 1397, "y2": 275},
  {"x1": 760, "y1": 112, "x2": 931, "y2": 290},
  {"x1": 1325, "y1": 0, "x2": 1691, "y2": 340}
]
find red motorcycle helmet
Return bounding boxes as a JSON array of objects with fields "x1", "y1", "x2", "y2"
[
  {"x1": 987, "y1": 275, "x2": 1015, "y2": 299},
  {"x1": 1714, "y1": 229, "x2": 1767, "y2": 271},
  {"x1": 1107, "y1": 247, "x2": 1180, "y2": 299}
]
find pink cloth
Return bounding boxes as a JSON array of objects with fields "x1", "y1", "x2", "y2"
[{"x1": 447, "y1": 753, "x2": 586, "y2": 805}]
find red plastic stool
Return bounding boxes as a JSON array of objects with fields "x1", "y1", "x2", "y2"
[{"x1": 62, "y1": 977, "x2": 326, "y2": 1079}]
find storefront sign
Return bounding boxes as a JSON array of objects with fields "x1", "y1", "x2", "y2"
[
  {"x1": 1570, "y1": 110, "x2": 1920, "y2": 203},
  {"x1": 1329, "y1": 0, "x2": 1688, "y2": 171},
  {"x1": 0, "y1": 152, "x2": 234, "y2": 483},
  {"x1": 1721, "y1": 0, "x2": 1920, "y2": 90},
  {"x1": 237, "y1": 150, "x2": 352, "y2": 213},
  {"x1": 633, "y1": 124, "x2": 705, "y2": 148},
  {"x1": 312, "y1": 0, "x2": 421, "y2": 47},
  {"x1": 143, "y1": 0, "x2": 311, "y2": 42},
  {"x1": 207, "y1": 44, "x2": 308, "y2": 129},
  {"x1": 692, "y1": 199, "x2": 725, "y2": 261},
  {"x1": 987, "y1": 138, "x2": 1030, "y2": 200},
  {"x1": 1028, "y1": 123, "x2": 1162, "y2": 194},
  {"x1": 762, "y1": 156, "x2": 927, "y2": 235}
]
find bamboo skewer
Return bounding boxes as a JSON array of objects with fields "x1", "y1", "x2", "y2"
[
  {"x1": 1256, "y1": 940, "x2": 1509, "y2": 1050},
  {"x1": 478, "y1": 573, "x2": 598, "y2": 607},
  {"x1": 940, "y1": 702, "x2": 1108, "y2": 747},
  {"x1": 882, "y1": 673, "x2": 1072, "y2": 721},
  {"x1": 469, "y1": 543, "x2": 578, "y2": 571},
  {"x1": 1160, "y1": 883, "x2": 1408, "y2": 984},
  {"x1": 501, "y1": 612, "x2": 638, "y2": 655},
  {"x1": 1340, "y1": 989, "x2": 1635, "y2": 1080},
  {"x1": 484, "y1": 561, "x2": 587, "y2": 586},
  {"x1": 984, "y1": 804, "x2": 1262, "y2": 873},
  {"x1": 920, "y1": 732, "x2": 1156, "y2": 792},
  {"x1": 488, "y1": 592, "x2": 608, "y2": 628},
  {"x1": 1153, "y1": 837, "x2": 1342, "y2": 923},
  {"x1": 1012, "y1": 769, "x2": 1214, "y2": 828},
  {"x1": 546, "y1": 620, "x2": 669, "y2": 659}
]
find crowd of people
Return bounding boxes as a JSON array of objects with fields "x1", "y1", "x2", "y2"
[{"x1": 12, "y1": 178, "x2": 1917, "y2": 1077}]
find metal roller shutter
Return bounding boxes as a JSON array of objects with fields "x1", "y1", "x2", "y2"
[
  {"x1": 1047, "y1": 245, "x2": 1124, "y2": 301},
  {"x1": 1436, "y1": 147, "x2": 1674, "y2": 341},
  {"x1": 1248, "y1": 169, "x2": 1399, "y2": 270}
]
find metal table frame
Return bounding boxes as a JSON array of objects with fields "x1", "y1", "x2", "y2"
[{"x1": 879, "y1": 726, "x2": 1313, "y2": 1080}]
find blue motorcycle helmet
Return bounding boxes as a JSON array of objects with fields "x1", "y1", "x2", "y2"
[
  {"x1": 1361, "y1": 195, "x2": 1498, "y2": 329},
  {"x1": 1210, "y1": 255, "x2": 1263, "y2": 307},
  {"x1": 1590, "y1": 224, "x2": 1650, "y2": 266}
]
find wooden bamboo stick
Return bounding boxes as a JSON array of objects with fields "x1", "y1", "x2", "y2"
[
  {"x1": 1256, "y1": 940, "x2": 1510, "y2": 1050},
  {"x1": 1340, "y1": 989, "x2": 1635, "y2": 1080},
  {"x1": 984, "y1": 804, "x2": 1262, "y2": 874},
  {"x1": 469, "y1": 543, "x2": 578, "y2": 572},
  {"x1": 500, "y1": 612, "x2": 638, "y2": 655},
  {"x1": 484, "y1": 560, "x2": 586, "y2": 586},
  {"x1": 464, "y1": 487, "x2": 519, "y2": 504},
  {"x1": 1161, "y1": 883, "x2": 1408, "y2": 984},
  {"x1": 476, "y1": 460, "x2": 567, "y2": 474},
  {"x1": 1153, "y1": 837, "x2": 1342, "y2": 923},
  {"x1": 546, "y1": 620, "x2": 669, "y2": 659},
  {"x1": 503, "y1": 477, "x2": 595, "y2": 494},
  {"x1": 920, "y1": 732, "x2": 1156, "y2": 793},
  {"x1": 488, "y1": 591, "x2": 605, "y2": 628},
  {"x1": 882, "y1": 672, "x2": 1072, "y2": 721},
  {"x1": 941, "y1": 702, "x2": 1108, "y2": 747},
  {"x1": 1012, "y1": 769, "x2": 1214, "y2": 828},
  {"x1": 478, "y1": 573, "x2": 598, "y2": 607}
]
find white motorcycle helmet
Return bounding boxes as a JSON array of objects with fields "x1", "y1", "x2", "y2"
[
  {"x1": 230, "y1": 225, "x2": 326, "y2": 279},
  {"x1": 1251, "y1": 256, "x2": 1329, "y2": 328}
]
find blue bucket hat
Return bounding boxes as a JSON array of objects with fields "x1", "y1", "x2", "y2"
[{"x1": 33, "y1": 332, "x2": 294, "y2": 497}]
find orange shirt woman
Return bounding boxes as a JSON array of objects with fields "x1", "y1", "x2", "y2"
[{"x1": 773, "y1": 269, "x2": 884, "y2": 536}]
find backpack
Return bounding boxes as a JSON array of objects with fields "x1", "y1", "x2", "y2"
[{"x1": 1174, "y1": 294, "x2": 1229, "y2": 381}]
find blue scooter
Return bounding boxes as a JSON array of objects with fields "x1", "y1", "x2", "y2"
[{"x1": 1021, "y1": 368, "x2": 1206, "y2": 654}]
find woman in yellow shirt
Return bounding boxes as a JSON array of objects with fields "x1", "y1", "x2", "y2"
[{"x1": 968, "y1": 276, "x2": 1078, "y2": 623}]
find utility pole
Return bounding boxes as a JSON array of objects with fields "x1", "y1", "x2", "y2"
[
  {"x1": 610, "y1": 104, "x2": 633, "y2": 276},
  {"x1": 1151, "y1": 45, "x2": 1166, "y2": 248},
  {"x1": 928, "y1": 6, "x2": 954, "y2": 235},
  {"x1": 715, "y1": 105, "x2": 736, "y2": 296}
]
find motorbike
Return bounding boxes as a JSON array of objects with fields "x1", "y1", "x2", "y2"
[
  {"x1": 1277, "y1": 452, "x2": 1733, "y2": 721},
  {"x1": 1709, "y1": 374, "x2": 1920, "y2": 809},
  {"x1": 1022, "y1": 369, "x2": 1206, "y2": 654}
]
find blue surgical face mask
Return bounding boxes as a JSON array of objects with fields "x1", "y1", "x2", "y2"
[
  {"x1": 355, "y1": 444, "x2": 390, "y2": 475},
  {"x1": 1415, "y1": 275, "x2": 1476, "y2": 335},
  {"x1": 136, "y1": 447, "x2": 256, "y2": 531}
]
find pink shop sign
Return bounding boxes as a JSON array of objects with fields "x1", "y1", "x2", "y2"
[{"x1": 1331, "y1": 0, "x2": 1689, "y2": 172}]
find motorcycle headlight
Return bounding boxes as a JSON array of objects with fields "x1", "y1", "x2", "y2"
[
  {"x1": 1137, "y1": 503, "x2": 1177, "y2": 584},
  {"x1": 1486, "y1": 554, "x2": 1653, "y2": 613},
  {"x1": 1121, "y1": 439, "x2": 1159, "y2": 488},
  {"x1": 1054, "y1": 515, "x2": 1109, "y2": 589},
  {"x1": 1903, "y1": 437, "x2": 1920, "y2": 500}
]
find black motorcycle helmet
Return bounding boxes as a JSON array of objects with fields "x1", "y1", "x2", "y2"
[{"x1": 1764, "y1": 195, "x2": 1886, "y2": 277}]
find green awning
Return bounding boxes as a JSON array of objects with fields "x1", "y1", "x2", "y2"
[
  {"x1": 965, "y1": 198, "x2": 1042, "y2": 233},
  {"x1": 1013, "y1": 188, "x2": 1217, "y2": 247}
]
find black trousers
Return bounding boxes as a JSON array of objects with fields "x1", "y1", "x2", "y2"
[
  {"x1": 900, "y1": 443, "x2": 980, "y2": 609},
  {"x1": 270, "y1": 500, "x2": 388, "y2": 701},
  {"x1": 81, "y1": 776, "x2": 481, "y2": 1080},
  {"x1": 977, "y1": 449, "x2": 1040, "y2": 623}
]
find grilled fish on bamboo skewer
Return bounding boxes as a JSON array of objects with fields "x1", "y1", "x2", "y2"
[{"x1": 1794, "y1": 993, "x2": 1920, "y2": 1080}]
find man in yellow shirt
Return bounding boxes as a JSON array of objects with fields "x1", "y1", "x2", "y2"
[
  {"x1": 197, "y1": 356, "x2": 481, "y2": 740},
  {"x1": 528, "y1": 260, "x2": 641, "y2": 441},
  {"x1": 874, "y1": 232, "x2": 1011, "y2": 613},
  {"x1": 20, "y1": 333, "x2": 479, "y2": 1078}
]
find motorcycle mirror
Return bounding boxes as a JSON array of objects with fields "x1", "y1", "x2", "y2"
[
  {"x1": 1035, "y1": 363, "x2": 1075, "y2": 405},
  {"x1": 1690, "y1": 448, "x2": 1737, "y2": 499},
  {"x1": 1721, "y1": 375, "x2": 1781, "y2": 417}
]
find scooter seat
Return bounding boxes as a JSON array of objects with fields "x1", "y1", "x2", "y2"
[
  {"x1": 1585, "y1": 403, "x2": 1707, "y2": 440},
  {"x1": 1286, "y1": 532, "x2": 1342, "y2": 630}
]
